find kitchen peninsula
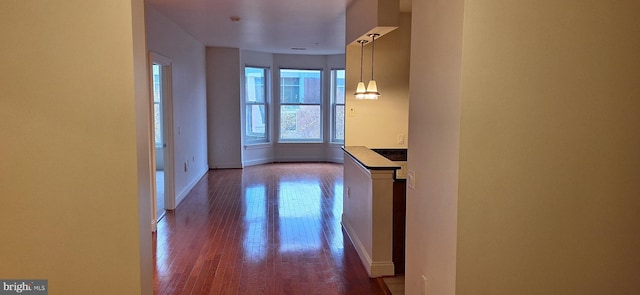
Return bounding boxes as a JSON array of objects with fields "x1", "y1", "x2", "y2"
[{"x1": 341, "y1": 146, "x2": 405, "y2": 277}]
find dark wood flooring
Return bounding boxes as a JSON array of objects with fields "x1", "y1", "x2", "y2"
[{"x1": 153, "y1": 163, "x2": 389, "y2": 295}]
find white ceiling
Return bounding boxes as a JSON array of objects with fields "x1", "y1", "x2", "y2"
[{"x1": 145, "y1": 0, "x2": 411, "y2": 55}]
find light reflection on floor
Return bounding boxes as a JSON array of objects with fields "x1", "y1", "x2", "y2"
[
  {"x1": 278, "y1": 181, "x2": 322, "y2": 253},
  {"x1": 239, "y1": 168, "x2": 345, "y2": 262},
  {"x1": 243, "y1": 185, "x2": 267, "y2": 262},
  {"x1": 152, "y1": 164, "x2": 390, "y2": 294}
]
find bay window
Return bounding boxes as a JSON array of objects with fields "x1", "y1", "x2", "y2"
[
  {"x1": 279, "y1": 69, "x2": 322, "y2": 142},
  {"x1": 245, "y1": 66, "x2": 269, "y2": 143}
]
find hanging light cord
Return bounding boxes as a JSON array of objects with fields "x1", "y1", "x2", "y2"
[
  {"x1": 358, "y1": 40, "x2": 368, "y2": 82},
  {"x1": 369, "y1": 34, "x2": 379, "y2": 80}
]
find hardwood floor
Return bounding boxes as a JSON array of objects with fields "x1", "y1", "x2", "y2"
[{"x1": 153, "y1": 163, "x2": 389, "y2": 295}]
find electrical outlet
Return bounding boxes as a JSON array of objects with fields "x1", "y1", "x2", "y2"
[
  {"x1": 397, "y1": 134, "x2": 405, "y2": 145},
  {"x1": 407, "y1": 170, "x2": 416, "y2": 190},
  {"x1": 348, "y1": 106, "x2": 356, "y2": 117},
  {"x1": 346, "y1": 187, "x2": 350, "y2": 198}
]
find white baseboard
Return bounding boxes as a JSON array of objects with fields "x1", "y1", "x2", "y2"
[
  {"x1": 175, "y1": 167, "x2": 208, "y2": 208},
  {"x1": 327, "y1": 156, "x2": 344, "y2": 164},
  {"x1": 274, "y1": 156, "x2": 328, "y2": 162},
  {"x1": 370, "y1": 261, "x2": 395, "y2": 278},
  {"x1": 341, "y1": 214, "x2": 394, "y2": 278},
  {"x1": 212, "y1": 161, "x2": 242, "y2": 169},
  {"x1": 244, "y1": 157, "x2": 341, "y2": 166},
  {"x1": 242, "y1": 157, "x2": 274, "y2": 167}
]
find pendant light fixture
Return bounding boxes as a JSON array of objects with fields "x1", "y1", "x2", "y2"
[
  {"x1": 354, "y1": 39, "x2": 368, "y2": 99},
  {"x1": 364, "y1": 33, "x2": 381, "y2": 99}
]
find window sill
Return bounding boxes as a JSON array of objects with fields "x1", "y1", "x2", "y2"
[
  {"x1": 277, "y1": 141, "x2": 324, "y2": 144},
  {"x1": 244, "y1": 143, "x2": 272, "y2": 150}
]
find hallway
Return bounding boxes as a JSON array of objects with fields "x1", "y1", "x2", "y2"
[{"x1": 153, "y1": 163, "x2": 389, "y2": 294}]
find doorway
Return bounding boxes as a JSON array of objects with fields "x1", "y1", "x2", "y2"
[{"x1": 150, "y1": 52, "x2": 175, "y2": 229}]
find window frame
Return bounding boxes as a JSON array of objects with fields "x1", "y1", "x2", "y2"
[
  {"x1": 244, "y1": 66, "x2": 270, "y2": 144},
  {"x1": 330, "y1": 69, "x2": 345, "y2": 144},
  {"x1": 278, "y1": 68, "x2": 324, "y2": 143},
  {"x1": 152, "y1": 64, "x2": 164, "y2": 148}
]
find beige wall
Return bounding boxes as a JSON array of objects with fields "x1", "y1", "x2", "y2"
[
  {"x1": 404, "y1": 0, "x2": 465, "y2": 293},
  {"x1": 0, "y1": 1, "x2": 151, "y2": 294},
  {"x1": 345, "y1": 13, "x2": 411, "y2": 148},
  {"x1": 456, "y1": 1, "x2": 640, "y2": 294},
  {"x1": 346, "y1": 0, "x2": 399, "y2": 45},
  {"x1": 406, "y1": 0, "x2": 640, "y2": 294},
  {"x1": 132, "y1": 0, "x2": 154, "y2": 292}
]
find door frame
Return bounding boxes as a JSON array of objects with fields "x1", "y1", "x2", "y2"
[{"x1": 149, "y1": 51, "x2": 176, "y2": 231}]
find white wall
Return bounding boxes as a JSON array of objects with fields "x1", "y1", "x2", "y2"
[
  {"x1": 206, "y1": 47, "x2": 243, "y2": 168},
  {"x1": 145, "y1": 5, "x2": 209, "y2": 204},
  {"x1": 0, "y1": 1, "x2": 151, "y2": 293}
]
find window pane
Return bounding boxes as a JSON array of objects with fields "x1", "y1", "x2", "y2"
[
  {"x1": 331, "y1": 69, "x2": 345, "y2": 143},
  {"x1": 244, "y1": 66, "x2": 269, "y2": 143},
  {"x1": 154, "y1": 103, "x2": 162, "y2": 145},
  {"x1": 153, "y1": 64, "x2": 161, "y2": 103},
  {"x1": 245, "y1": 67, "x2": 266, "y2": 103},
  {"x1": 281, "y1": 77, "x2": 300, "y2": 103},
  {"x1": 152, "y1": 63, "x2": 163, "y2": 146},
  {"x1": 280, "y1": 69, "x2": 321, "y2": 104},
  {"x1": 335, "y1": 70, "x2": 345, "y2": 104},
  {"x1": 280, "y1": 105, "x2": 321, "y2": 140},
  {"x1": 335, "y1": 105, "x2": 344, "y2": 141},
  {"x1": 246, "y1": 104, "x2": 267, "y2": 140}
]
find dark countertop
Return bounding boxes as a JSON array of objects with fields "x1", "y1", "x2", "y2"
[{"x1": 342, "y1": 146, "x2": 401, "y2": 170}]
